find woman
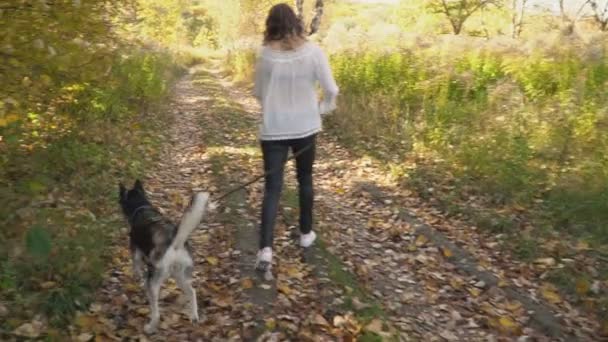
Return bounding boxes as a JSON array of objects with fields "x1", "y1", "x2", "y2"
[{"x1": 253, "y1": 3, "x2": 339, "y2": 271}]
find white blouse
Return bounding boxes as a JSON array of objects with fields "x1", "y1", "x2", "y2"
[{"x1": 254, "y1": 42, "x2": 339, "y2": 141}]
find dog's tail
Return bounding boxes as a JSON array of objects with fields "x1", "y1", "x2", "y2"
[{"x1": 171, "y1": 192, "x2": 210, "y2": 250}]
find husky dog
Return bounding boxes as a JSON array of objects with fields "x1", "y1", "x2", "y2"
[{"x1": 119, "y1": 180, "x2": 210, "y2": 334}]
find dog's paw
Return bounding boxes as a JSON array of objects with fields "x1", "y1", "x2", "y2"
[{"x1": 144, "y1": 322, "x2": 158, "y2": 334}]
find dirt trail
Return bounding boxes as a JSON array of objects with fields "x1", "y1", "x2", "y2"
[{"x1": 71, "y1": 66, "x2": 599, "y2": 341}]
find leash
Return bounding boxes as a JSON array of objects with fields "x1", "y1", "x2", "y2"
[{"x1": 214, "y1": 142, "x2": 314, "y2": 202}]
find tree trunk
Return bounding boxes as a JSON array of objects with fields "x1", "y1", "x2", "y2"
[
  {"x1": 589, "y1": 0, "x2": 608, "y2": 31},
  {"x1": 295, "y1": 0, "x2": 304, "y2": 21},
  {"x1": 511, "y1": 0, "x2": 527, "y2": 38},
  {"x1": 309, "y1": 0, "x2": 324, "y2": 35},
  {"x1": 452, "y1": 20, "x2": 463, "y2": 34}
]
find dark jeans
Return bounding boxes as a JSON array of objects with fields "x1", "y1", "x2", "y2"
[{"x1": 259, "y1": 134, "x2": 316, "y2": 249}]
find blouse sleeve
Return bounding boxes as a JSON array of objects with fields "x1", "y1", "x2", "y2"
[
  {"x1": 253, "y1": 51, "x2": 265, "y2": 102},
  {"x1": 314, "y1": 47, "x2": 339, "y2": 115}
]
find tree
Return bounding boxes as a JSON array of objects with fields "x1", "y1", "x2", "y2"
[
  {"x1": 427, "y1": 0, "x2": 501, "y2": 35},
  {"x1": 588, "y1": 0, "x2": 608, "y2": 31},
  {"x1": 309, "y1": 0, "x2": 324, "y2": 35},
  {"x1": 294, "y1": 0, "x2": 325, "y2": 35},
  {"x1": 296, "y1": 0, "x2": 304, "y2": 20},
  {"x1": 511, "y1": 0, "x2": 528, "y2": 38},
  {"x1": 558, "y1": 0, "x2": 590, "y2": 34}
]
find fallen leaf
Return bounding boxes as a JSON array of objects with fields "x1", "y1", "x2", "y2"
[
  {"x1": 540, "y1": 284, "x2": 561, "y2": 304},
  {"x1": 136, "y1": 307, "x2": 149, "y2": 315},
  {"x1": 77, "y1": 333, "x2": 94, "y2": 342},
  {"x1": 468, "y1": 287, "x2": 481, "y2": 297},
  {"x1": 441, "y1": 247, "x2": 453, "y2": 258},
  {"x1": 277, "y1": 283, "x2": 291, "y2": 295},
  {"x1": 206, "y1": 256, "x2": 219, "y2": 266},
  {"x1": 265, "y1": 318, "x2": 276, "y2": 330},
  {"x1": 505, "y1": 300, "x2": 523, "y2": 312},
  {"x1": 124, "y1": 283, "x2": 139, "y2": 293},
  {"x1": 76, "y1": 314, "x2": 97, "y2": 329},
  {"x1": 40, "y1": 281, "x2": 57, "y2": 289},
  {"x1": 13, "y1": 322, "x2": 42, "y2": 338},
  {"x1": 575, "y1": 278, "x2": 590, "y2": 296},
  {"x1": 497, "y1": 316, "x2": 521, "y2": 335},
  {"x1": 241, "y1": 278, "x2": 254, "y2": 289},
  {"x1": 415, "y1": 234, "x2": 429, "y2": 247},
  {"x1": 439, "y1": 330, "x2": 458, "y2": 340},
  {"x1": 474, "y1": 280, "x2": 486, "y2": 288},
  {"x1": 364, "y1": 319, "x2": 384, "y2": 334},
  {"x1": 449, "y1": 278, "x2": 463, "y2": 290},
  {"x1": 575, "y1": 241, "x2": 590, "y2": 251},
  {"x1": 534, "y1": 257, "x2": 556, "y2": 267},
  {"x1": 333, "y1": 315, "x2": 347, "y2": 327},
  {"x1": 285, "y1": 266, "x2": 303, "y2": 279},
  {"x1": 313, "y1": 314, "x2": 330, "y2": 327}
]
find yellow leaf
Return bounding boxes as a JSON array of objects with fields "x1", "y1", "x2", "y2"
[
  {"x1": 540, "y1": 284, "x2": 561, "y2": 304},
  {"x1": 277, "y1": 283, "x2": 291, "y2": 295},
  {"x1": 533, "y1": 257, "x2": 556, "y2": 267},
  {"x1": 468, "y1": 287, "x2": 481, "y2": 297},
  {"x1": 0, "y1": 114, "x2": 19, "y2": 127},
  {"x1": 75, "y1": 314, "x2": 96, "y2": 329},
  {"x1": 449, "y1": 278, "x2": 463, "y2": 290},
  {"x1": 415, "y1": 234, "x2": 428, "y2": 247},
  {"x1": 241, "y1": 278, "x2": 253, "y2": 289},
  {"x1": 575, "y1": 278, "x2": 590, "y2": 296},
  {"x1": 40, "y1": 74, "x2": 52, "y2": 86},
  {"x1": 124, "y1": 283, "x2": 139, "y2": 293},
  {"x1": 505, "y1": 300, "x2": 523, "y2": 312},
  {"x1": 265, "y1": 318, "x2": 276, "y2": 330},
  {"x1": 40, "y1": 281, "x2": 57, "y2": 289},
  {"x1": 206, "y1": 256, "x2": 219, "y2": 266},
  {"x1": 479, "y1": 302, "x2": 496, "y2": 315},
  {"x1": 575, "y1": 241, "x2": 590, "y2": 251},
  {"x1": 441, "y1": 247, "x2": 453, "y2": 258},
  {"x1": 136, "y1": 307, "x2": 149, "y2": 315},
  {"x1": 498, "y1": 316, "x2": 521, "y2": 335},
  {"x1": 285, "y1": 266, "x2": 302, "y2": 279}
]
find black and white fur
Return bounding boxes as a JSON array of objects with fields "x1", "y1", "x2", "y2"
[{"x1": 119, "y1": 180, "x2": 209, "y2": 334}]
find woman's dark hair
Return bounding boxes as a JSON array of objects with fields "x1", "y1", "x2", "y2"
[{"x1": 263, "y1": 3, "x2": 305, "y2": 45}]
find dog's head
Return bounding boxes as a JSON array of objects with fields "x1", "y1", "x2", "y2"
[{"x1": 118, "y1": 179, "x2": 150, "y2": 218}]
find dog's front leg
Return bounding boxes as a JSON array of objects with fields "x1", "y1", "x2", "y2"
[{"x1": 144, "y1": 268, "x2": 162, "y2": 334}]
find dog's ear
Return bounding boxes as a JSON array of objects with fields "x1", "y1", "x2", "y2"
[
  {"x1": 119, "y1": 182, "x2": 127, "y2": 201},
  {"x1": 133, "y1": 179, "x2": 143, "y2": 191}
]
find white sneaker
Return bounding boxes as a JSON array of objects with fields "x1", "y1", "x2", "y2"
[
  {"x1": 255, "y1": 247, "x2": 272, "y2": 271},
  {"x1": 300, "y1": 231, "x2": 317, "y2": 248}
]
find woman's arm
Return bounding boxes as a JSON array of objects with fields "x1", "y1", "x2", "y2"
[
  {"x1": 314, "y1": 47, "x2": 339, "y2": 115},
  {"x1": 254, "y1": 54, "x2": 265, "y2": 102}
]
